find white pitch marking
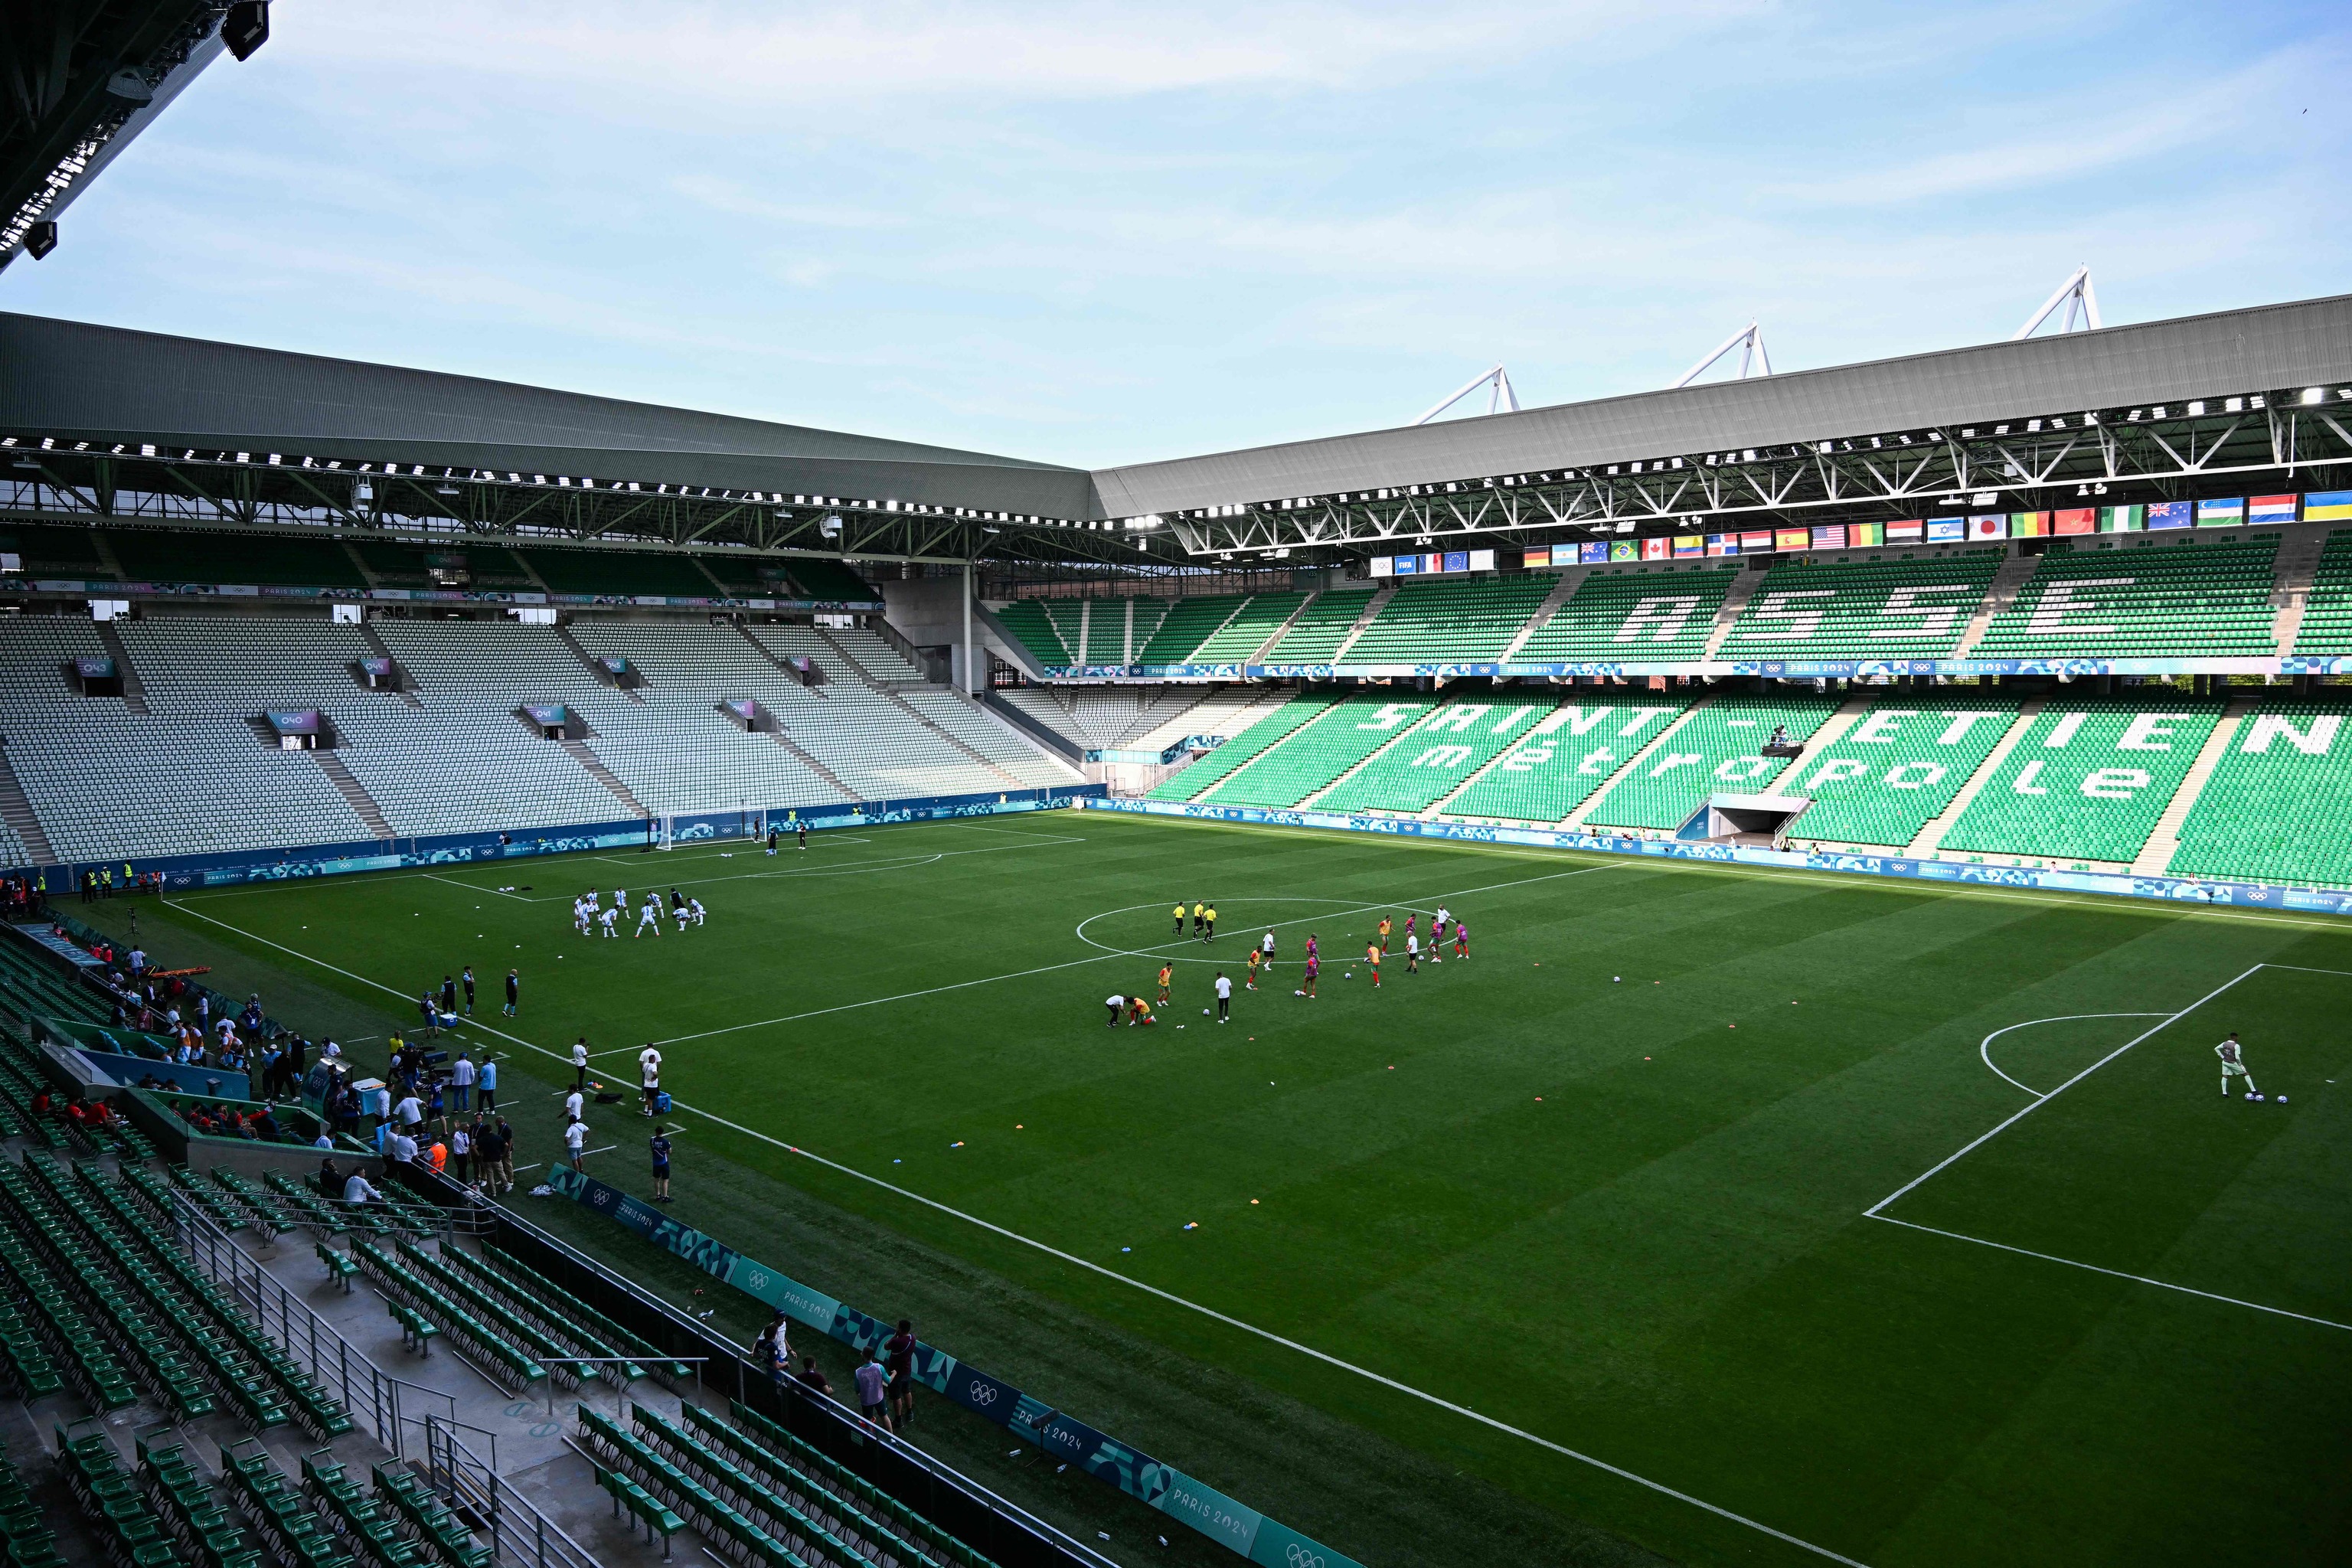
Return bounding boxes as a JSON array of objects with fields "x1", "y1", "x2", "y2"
[
  {"x1": 160, "y1": 895, "x2": 1870, "y2": 1566},
  {"x1": 1867, "y1": 965, "x2": 2268, "y2": 1217},
  {"x1": 1870, "y1": 1215, "x2": 2352, "y2": 1334},
  {"x1": 1976, "y1": 1013, "x2": 2169, "y2": 1098},
  {"x1": 424, "y1": 872, "x2": 531, "y2": 901}
]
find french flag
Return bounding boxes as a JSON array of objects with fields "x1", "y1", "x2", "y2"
[{"x1": 2248, "y1": 495, "x2": 2298, "y2": 524}]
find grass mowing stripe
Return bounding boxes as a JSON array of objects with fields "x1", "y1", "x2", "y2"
[
  {"x1": 1868, "y1": 1216, "x2": 2352, "y2": 1334},
  {"x1": 1865, "y1": 964, "x2": 2266, "y2": 1217},
  {"x1": 161, "y1": 886, "x2": 1874, "y2": 1568}
]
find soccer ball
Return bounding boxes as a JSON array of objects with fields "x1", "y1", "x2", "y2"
[
  {"x1": 1612, "y1": 975, "x2": 1621, "y2": 983},
  {"x1": 2248, "y1": 1093, "x2": 2263, "y2": 1101},
  {"x1": 2278, "y1": 1095, "x2": 2289, "y2": 1103},
  {"x1": 1202, "y1": 1008, "x2": 1210, "y2": 1015}
]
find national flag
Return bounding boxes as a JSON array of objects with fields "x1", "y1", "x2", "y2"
[
  {"x1": 1706, "y1": 534, "x2": 1736, "y2": 557},
  {"x1": 2098, "y1": 505, "x2": 2145, "y2": 531},
  {"x1": 2194, "y1": 498, "x2": 2245, "y2": 528},
  {"x1": 1580, "y1": 541, "x2": 1610, "y2": 564},
  {"x1": 2148, "y1": 501, "x2": 2194, "y2": 530},
  {"x1": 2009, "y1": 511, "x2": 2049, "y2": 537},
  {"x1": 1847, "y1": 522, "x2": 1883, "y2": 547},
  {"x1": 1885, "y1": 519, "x2": 1923, "y2": 543},
  {"x1": 1925, "y1": 518, "x2": 1965, "y2": 542},
  {"x1": 1811, "y1": 524, "x2": 1847, "y2": 550},
  {"x1": 1740, "y1": 530, "x2": 1775, "y2": 553},
  {"x1": 1775, "y1": 527, "x2": 1810, "y2": 552},
  {"x1": 2304, "y1": 491, "x2": 2352, "y2": 523},
  {"x1": 2247, "y1": 495, "x2": 2298, "y2": 524},
  {"x1": 1609, "y1": 541, "x2": 1638, "y2": 562},
  {"x1": 1521, "y1": 547, "x2": 1553, "y2": 570},
  {"x1": 1673, "y1": 534, "x2": 1704, "y2": 557},
  {"x1": 1968, "y1": 514, "x2": 2008, "y2": 541},
  {"x1": 1642, "y1": 535, "x2": 1670, "y2": 560},
  {"x1": 2053, "y1": 508, "x2": 2096, "y2": 535}
]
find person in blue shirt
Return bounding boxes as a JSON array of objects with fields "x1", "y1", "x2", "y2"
[{"x1": 477, "y1": 1057, "x2": 498, "y2": 1112}]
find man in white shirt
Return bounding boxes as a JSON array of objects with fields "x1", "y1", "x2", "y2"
[
  {"x1": 394, "y1": 1092, "x2": 423, "y2": 1130},
  {"x1": 687, "y1": 897, "x2": 706, "y2": 927},
  {"x1": 1214, "y1": 972, "x2": 1233, "y2": 1023},
  {"x1": 639, "y1": 1046, "x2": 662, "y2": 1116},
  {"x1": 1105, "y1": 994, "x2": 1125, "y2": 1027},
  {"x1": 599, "y1": 904, "x2": 619, "y2": 939},
  {"x1": 390, "y1": 1129, "x2": 419, "y2": 1165},
  {"x1": 564, "y1": 1086, "x2": 584, "y2": 1122},
  {"x1": 342, "y1": 1172, "x2": 382, "y2": 1204},
  {"x1": 571, "y1": 1039, "x2": 590, "y2": 1090},
  {"x1": 1260, "y1": 930, "x2": 1276, "y2": 973},
  {"x1": 635, "y1": 896, "x2": 662, "y2": 938},
  {"x1": 2216, "y1": 1034, "x2": 2260, "y2": 1099},
  {"x1": 564, "y1": 1119, "x2": 590, "y2": 1171}
]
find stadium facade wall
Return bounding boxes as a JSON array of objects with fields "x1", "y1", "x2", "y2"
[
  {"x1": 542, "y1": 1162, "x2": 1368, "y2": 1568},
  {"x1": 28, "y1": 786, "x2": 1102, "y2": 889},
  {"x1": 1083, "y1": 797, "x2": 2352, "y2": 916}
]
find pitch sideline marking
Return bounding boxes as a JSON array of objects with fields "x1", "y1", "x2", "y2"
[
  {"x1": 1864, "y1": 965, "x2": 2267, "y2": 1218},
  {"x1": 1976, "y1": 1014, "x2": 2170, "y2": 1099},
  {"x1": 423, "y1": 872, "x2": 533, "y2": 903},
  {"x1": 1869, "y1": 1216, "x2": 2352, "y2": 1334},
  {"x1": 162, "y1": 895, "x2": 1870, "y2": 1568}
]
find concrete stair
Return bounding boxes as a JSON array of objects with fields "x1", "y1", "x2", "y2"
[
  {"x1": 818, "y1": 629, "x2": 1026, "y2": 788},
  {"x1": 1904, "y1": 697, "x2": 2045, "y2": 858},
  {"x1": 95, "y1": 622, "x2": 149, "y2": 714},
  {"x1": 557, "y1": 625, "x2": 644, "y2": 702},
  {"x1": 1325, "y1": 585, "x2": 1398, "y2": 663},
  {"x1": 559, "y1": 738, "x2": 649, "y2": 816},
  {"x1": 0, "y1": 748, "x2": 59, "y2": 864},
  {"x1": 1700, "y1": 570, "x2": 1765, "y2": 658},
  {"x1": 1952, "y1": 553, "x2": 2043, "y2": 657},
  {"x1": 1247, "y1": 593, "x2": 1318, "y2": 663},
  {"x1": 314, "y1": 751, "x2": 394, "y2": 839},
  {"x1": 2267, "y1": 525, "x2": 2328, "y2": 654},
  {"x1": 1498, "y1": 570, "x2": 1584, "y2": 662},
  {"x1": 2130, "y1": 696, "x2": 2253, "y2": 875},
  {"x1": 766, "y1": 730, "x2": 861, "y2": 801},
  {"x1": 1562, "y1": 694, "x2": 1716, "y2": 828},
  {"x1": 357, "y1": 623, "x2": 423, "y2": 707}
]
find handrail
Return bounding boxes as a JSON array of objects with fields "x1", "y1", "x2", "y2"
[{"x1": 423, "y1": 1416, "x2": 600, "y2": 1568}]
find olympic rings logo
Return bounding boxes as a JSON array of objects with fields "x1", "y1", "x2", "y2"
[{"x1": 1286, "y1": 1545, "x2": 1326, "y2": 1568}]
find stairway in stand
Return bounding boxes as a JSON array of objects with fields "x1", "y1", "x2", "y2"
[
  {"x1": 0, "y1": 748, "x2": 59, "y2": 864},
  {"x1": 559, "y1": 739, "x2": 649, "y2": 816},
  {"x1": 314, "y1": 752, "x2": 395, "y2": 840}
]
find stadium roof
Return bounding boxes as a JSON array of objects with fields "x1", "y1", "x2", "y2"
[
  {"x1": 1090, "y1": 292, "x2": 2352, "y2": 520},
  {"x1": 0, "y1": 312, "x2": 1094, "y2": 520}
]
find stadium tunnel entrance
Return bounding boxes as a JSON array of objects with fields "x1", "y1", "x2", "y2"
[{"x1": 1677, "y1": 791, "x2": 1812, "y2": 848}]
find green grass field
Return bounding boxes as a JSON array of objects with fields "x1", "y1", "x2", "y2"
[{"x1": 116, "y1": 809, "x2": 2352, "y2": 1566}]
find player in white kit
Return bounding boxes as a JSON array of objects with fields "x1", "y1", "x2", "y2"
[{"x1": 2216, "y1": 1034, "x2": 2260, "y2": 1098}]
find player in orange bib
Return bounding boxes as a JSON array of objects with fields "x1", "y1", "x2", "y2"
[
  {"x1": 1128, "y1": 994, "x2": 1156, "y2": 1026},
  {"x1": 1377, "y1": 916, "x2": 1392, "y2": 953},
  {"x1": 1245, "y1": 949, "x2": 1261, "y2": 990},
  {"x1": 1365, "y1": 942, "x2": 1381, "y2": 987},
  {"x1": 1157, "y1": 964, "x2": 1172, "y2": 1005}
]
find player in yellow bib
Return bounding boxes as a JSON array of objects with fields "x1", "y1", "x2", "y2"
[
  {"x1": 1246, "y1": 949, "x2": 1261, "y2": 990},
  {"x1": 1377, "y1": 916, "x2": 1392, "y2": 953},
  {"x1": 1365, "y1": 942, "x2": 1381, "y2": 988},
  {"x1": 1172, "y1": 903, "x2": 1186, "y2": 935},
  {"x1": 1157, "y1": 964, "x2": 1173, "y2": 1005}
]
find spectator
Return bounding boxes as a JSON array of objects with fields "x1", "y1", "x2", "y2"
[
  {"x1": 752, "y1": 1313, "x2": 789, "y2": 1389},
  {"x1": 795, "y1": 1356, "x2": 832, "y2": 1396},
  {"x1": 342, "y1": 1171, "x2": 382, "y2": 1205},
  {"x1": 854, "y1": 1349, "x2": 891, "y2": 1429},
  {"x1": 884, "y1": 1320, "x2": 917, "y2": 1430},
  {"x1": 318, "y1": 1156, "x2": 341, "y2": 1195}
]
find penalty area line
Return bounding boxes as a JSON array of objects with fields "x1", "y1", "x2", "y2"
[
  {"x1": 161, "y1": 896, "x2": 1869, "y2": 1566},
  {"x1": 1869, "y1": 1216, "x2": 2352, "y2": 1334}
]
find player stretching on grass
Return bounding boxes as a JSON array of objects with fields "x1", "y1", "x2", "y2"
[
  {"x1": 1246, "y1": 948, "x2": 1261, "y2": 991},
  {"x1": 1365, "y1": 942, "x2": 1381, "y2": 988},
  {"x1": 1128, "y1": 993, "x2": 1157, "y2": 1027},
  {"x1": 2216, "y1": 1033, "x2": 2261, "y2": 1099}
]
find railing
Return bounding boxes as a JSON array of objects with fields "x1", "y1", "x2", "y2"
[
  {"x1": 423, "y1": 1416, "x2": 600, "y2": 1568},
  {"x1": 172, "y1": 1191, "x2": 498, "y2": 1467}
]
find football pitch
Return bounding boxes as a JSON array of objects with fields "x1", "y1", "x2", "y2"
[{"x1": 132, "y1": 809, "x2": 2352, "y2": 1566}]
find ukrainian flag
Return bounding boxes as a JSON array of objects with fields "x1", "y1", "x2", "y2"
[{"x1": 2304, "y1": 491, "x2": 2352, "y2": 524}]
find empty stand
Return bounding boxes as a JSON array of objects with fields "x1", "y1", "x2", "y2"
[
  {"x1": 1203, "y1": 694, "x2": 1438, "y2": 808},
  {"x1": 2163, "y1": 700, "x2": 2352, "y2": 885},
  {"x1": 1971, "y1": 535, "x2": 2281, "y2": 658},
  {"x1": 992, "y1": 601, "x2": 1071, "y2": 665},
  {"x1": 1145, "y1": 694, "x2": 1320, "y2": 801},
  {"x1": 1264, "y1": 589, "x2": 1376, "y2": 662},
  {"x1": 1581, "y1": 691, "x2": 1847, "y2": 830},
  {"x1": 1779, "y1": 694, "x2": 2021, "y2": 848},
  {"x1": 1341, "y1": 576, "x2": 1558, "y2": 664},
  {"x1": 2288, "y1": 531, "x2": 2352, "y2": 654},
  {"x1": 1514, "y1": 566, "x2": 1738, "y2": 664},
  {"x1": 1715, "y1": 552, "x2": 2003, "y2": 661},
  {"x1": 1135, "y1": 595, "x2": 1246, "y2": 664},
  {"x1": 1939, "y1": 694, "x2": 2223, "y2": 864},
  {"x1": 1438, "y1": 693, "x2": 1692, "y2": 824},
  {"x1": 1313, "y1": 694, "x2": 1557, "y2": 813},
  {"x1": 1191, "y1": 593, "x2": 1305, "y2": 662}
]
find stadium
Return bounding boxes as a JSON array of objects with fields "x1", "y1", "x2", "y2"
[{"x1": 0, "y1": 7, "x2": 2348, "y2": 1568}]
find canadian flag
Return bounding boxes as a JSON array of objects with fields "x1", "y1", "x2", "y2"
[{"x1": 1642, "y1": 535, "x2": 1670, "y2": 560}]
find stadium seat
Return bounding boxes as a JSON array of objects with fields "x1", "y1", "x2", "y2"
[
  {"x1": 1263, "y1": 590, "x2": 1377, "y2": 662},
  {"x1": 2164, "y1": 701, "x2": 2352, "y2": 885},
  {"x1": 1780, "y1": 693, "x2": 2023, "y2": 848},
  {"x1": 1581, "y1": 691, "x2": 1847, "y2": 830},
  {"x1": 1514, "y1": 566, "x2": 1738, "y2": 663},
  {"x1": 1315, "y1": 693, "x2": 1562, "y2": 813},
  {"x1": 1973, "y1": 535, "x2": 2281, "y2": 658},
  {"x1": 1203, "y1": 693, "x2": 1441, "y2": 808},
  {"x1": 1938, "y1": 694, "x2": 2223, "y2": 864},
  {"x1": 1145, "y1": 694, "x2": 1323, "y2": 801},
  {"x1": 1439, "y1": 692, "x2": 1692, "y2": 825},
  {"x1": 1714, "y1": 551, "x2": 2004, "y2": 660},
  {"x1": 1341, "y1": 575, "x2": 1557, "y2": 664}
]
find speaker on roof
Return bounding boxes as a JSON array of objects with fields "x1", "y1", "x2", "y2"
[
  {"x1": 223, "y1": 1, "x2": 270, "y2": 60},
  {"x1": 23, "y1": 221, "x2": 57, "y2": 260}
]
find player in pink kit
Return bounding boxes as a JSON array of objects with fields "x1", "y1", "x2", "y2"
[{"x1": 1297, "y1": 949, "x2": 1319, "y2": 998}]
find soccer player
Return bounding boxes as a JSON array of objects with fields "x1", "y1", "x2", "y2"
[
  {"x1": 1214, "y1": 971, "x2": 1232, "y2": 1021},
  {"x1": 1203, "y1": 904, "x2": 1217, "y2": 942},
  {"x1": 669, "y1": 887, "x2": 685, "y2": 914},
  {"x1": 1406, "y1": 931, "x2": 1420, "y2": 973},
  {"x1": 1403, "y1": 913, "x2": 1415, "y2": 953},
  {"x1": 1377, "y1": 915, "x2": 1391, "y2": 954},
  {"x1": 674, "y1": 898, "x2": 691, "y2": 934},
  {"x1": 1106, "y1": 994, "x2": 1124, "y2": 1027},
  {"x1": 1157, "y1": 964, "x2": 1173, "y2": 1006},
  {"x1": 639, "y1": 1044, "x2": 662, "y2": 1116},
  {"x1": 2216, "y1": 1033, "x2": 2259, "y2": 1098},
  {"x1": 462, "y1": 965, "x2": 475, "y2": 1015},
  {"x1": 614, "y1": 887, "x2": 627, "y2": 916},
  {"x1": 1366, "y1": 942, "x2": 1381, "y2": 987},
  {"x1": 797, "y1": 822, "x2": 808, "y2": 851},
  {"x1": 1261, "y1": 929, "x2": 1276, "y2": 972},
  {"x1": 1128, "y1": 993, "x2": 1156, "y2": 1026},
  {"x1": 767, "y1": 826, "x2": 779, "y2": 855},
  {"x1": 1173, "y1": 903, "x2": 1187, "y2": 936},
  {"x1": 573, "y1": 898, "x2": 591, "y2": 936},
  {"x1": 1298, "y1": 951, "x2": 1319, "y2": 998},
  {"x1": 1192, "y1": 901, "x2": 1205, "y2": 936},
  {"x1": 502, "y1": 968, "x2": 520, "y2": 1017},
  {"x1": 688, "y1": 897, "x2": 706, "y2": 927},
  {"x1": 1453, "y1": 918, "x2": 1468, "y2": 959},
  {"x1": 599, "y1": 903, "x2": 619, "y2": 938},
  {"x1": 635, "y1": 896, "x2": 662, "y2": 938},
  {"x1": 1430, "y1": 905, "x2": 1450, "y2": 963},
  {"x1": 1305, "y1": 933, "x2": 1318, "y2": 967},
  {"x1": 1246, "y1": 948, "x2": 1261, "y2": 991}
]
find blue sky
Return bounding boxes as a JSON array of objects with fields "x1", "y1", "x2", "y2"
[{"x1": 6, "y1": 2, "x2": 2346, "y2": 469}]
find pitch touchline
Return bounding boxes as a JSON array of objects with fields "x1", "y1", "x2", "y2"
[
  {"x1": 161, "y1": 896, "x2": 1868, "y2": 1566},
  {"x1": 1864, "y1": 964, "x2": 2266, "y2": 1218},
  {"x1": 1870, "y1": 1216, "x2": 2352, "y2": 1334}
]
